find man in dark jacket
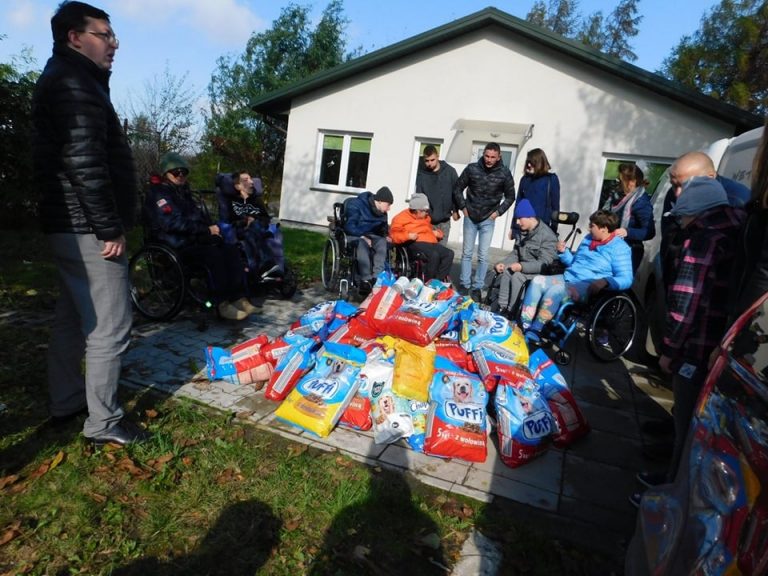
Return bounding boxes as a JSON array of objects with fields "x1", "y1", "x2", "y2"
[
  {"x1": 32, "y1": 1, "x2": 148, "y2": 446},
  {"x1": 415, "y1": 145, "x2": 459, "y2": 246},
  {"x1": 343, "y1": 186, "x2": 393, "y2": 293},
  {"x1": 453, "y1": 142, "x2": 516, "y2": 301}
]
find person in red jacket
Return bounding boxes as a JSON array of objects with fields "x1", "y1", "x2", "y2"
[{"x1": 389, "y1": 193, "x2": 454, "y2": 281}]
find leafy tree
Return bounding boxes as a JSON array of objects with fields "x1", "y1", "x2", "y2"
[
  {"x1": 577, "y1": 11, "x2": 606, "y2": 50},
  {"x1": 203, "y1": 0, "x2": 358, "y2": 196},
  {"x1": 577, "y1": 0, "x2": 642, "y2": 61},
  {"x1": 0, "y1": 45, "x2": 39, "y2": 228},
  {"x1": 526, "y1": 0, "x2": 581, "y2": 37},
  {"x1": 662, "y1": 0, "x2": 768, "y2": 115},
  {"x1": 122, "y1": 64, "x2": 199, "y2": 184}
]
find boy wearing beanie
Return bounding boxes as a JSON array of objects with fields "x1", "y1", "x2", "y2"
[
  {"x1": 343, "y1": 186, "x2": 393, "y2": 294},
  {"x1": 485, "y1": 199, "x2": 558, "y2": 315}
]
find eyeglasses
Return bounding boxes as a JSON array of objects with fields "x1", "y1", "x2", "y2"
[
  {"x1": 84, "y1": 30, "x2": 119, "y2": 46},
  {"x1": 169, "y1": 168, "x2": 189, "y2": 177}
]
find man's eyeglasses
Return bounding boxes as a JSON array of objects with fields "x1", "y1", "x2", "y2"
[
  {"x1": 84, "y1": 30, "x2": 119, "y2": 46},
  {"x1": 169, "y1": 168, "x2": 189, "y2": 177}
]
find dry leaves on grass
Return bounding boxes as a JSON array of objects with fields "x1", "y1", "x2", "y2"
[
  {"x1": 1, "y1": 451, "x2": 66, "y2": 495},
  {"x1": 0, "y1": 521, "x2": 22, "y2": 546},
  {"x1": 145, "y1": 408, "x2": 159, "y2": 419},
  {"x1": 286, "y1": 445, "x2": 307, "y2": 458},
  {"x1": 215, "y1": 467, "x2": 244, "y2": 484},
  {"x1": 146, "y1": 453, "x2": 174, "y2": 471}
]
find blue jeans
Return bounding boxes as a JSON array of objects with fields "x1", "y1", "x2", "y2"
[{"x1": 460, "y1": 217, "x2": 495, "y2": 290}]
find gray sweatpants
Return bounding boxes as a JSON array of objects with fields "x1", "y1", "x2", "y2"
[{"x1": 47, "y1": 233, "x2": 131, "y2": 437}]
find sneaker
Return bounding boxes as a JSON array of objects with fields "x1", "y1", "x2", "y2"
[
  {"x1": 636, "y1": 471, "x2": 666, "y2": 489},
  {"x1": 232, "y1": 297, "x2": 259, "y2": 315},
  {"x1": 470, "y1": 289, "x2": 483, "y2": 302},
  {"x1": 218, "y1": 302, "x2": 248, "y2": 321},
  {"x1": 458, "y1": 286, "x2": 470, "y2": 296},
  {"x1": 358, "y1": 279, "x2": 373, "y2": 297},
  {"x1": 260, "y1": 264, "x2": 281, "y2": 279},
  {"x1": 629, "y1": 492, "x2": 643, "y2": 509}
]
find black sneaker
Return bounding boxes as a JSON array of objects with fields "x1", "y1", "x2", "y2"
[
  {"x1": 636, "y1": 471, "x2": 666, "y2": 489},
  {"x1": 470, "y1": 289, "x2": 483, "y2": 302},
  {"x1": 85, "y1": 419, "x2": 152, "y2": 447},
  {"x1": 629, "y1": 492, "x2": 643, "y2": 509}
]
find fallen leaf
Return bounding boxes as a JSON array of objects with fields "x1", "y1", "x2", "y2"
[
  {"x1": 26, "y1": 462, "x2": 50, "y2": 481},
  {"x1": 285, "y1": 517, "x2": 301, "y2": 531},
  {"x1": 0, "y1": 521, "x2": 21, "y2": 546},
  {"x1": 89, "y1": 493, "x2": 107, "y2": 503},
  {"x1": 49, "y1": 450, "x2": 66, "y2": 471},
  {"x1": 181, "y1": 456, "x2": 193, "y2": 467},
  {"x1": 193, "y1": 382, "x2": 211, "y2": 391},
  {"x1": 231, "y1": 428, "x2": 245, "y2": 439},
  {"x1": 287, "y1": 445, "x2": 307, "y2": 457},
  {"x1": 145, "y1": 409, "x2": 159, "y2": 419},
  {"x1": 235, "y1": 410, "x2": 255, "y2": 420},
  {"x1": 0, "y1": 475, "x2": 20, "y2": 490}
]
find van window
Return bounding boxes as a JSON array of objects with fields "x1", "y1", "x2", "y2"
[{"x1": 598, "y1": 159, "x2": 672, "y2": 209}]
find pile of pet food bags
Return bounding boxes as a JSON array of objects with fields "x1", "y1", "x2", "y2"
[{"x1": 204, "y1": 273, "x2": 590, "y2": 467}]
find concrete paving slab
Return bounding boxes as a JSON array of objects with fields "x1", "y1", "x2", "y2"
[
  {"x1": 378, "y1": 443, "x2": 471, "y2": 485},
  {"x1": 564, "y1": 427, "x2": 645, "y2": 470},
  {"x1": 561, "y1": 453, "x2": 637, "y2": 512},
  {"x1": 463, "y1": 468, "x2": 558, "y2": 511},
  {"x1": 312, "y1": 425, "x2": 388, "y2": 460},
  {"x1": 473, "y1": 437, "x2": 564, "y2": 495}
]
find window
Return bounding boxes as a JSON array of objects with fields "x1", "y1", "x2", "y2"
[
  {"x1": 598, "y1": 157, "x2": 672, "y2": 209},
  {"x1": 316, "y1": 132, "x2": 372, "y2": 189}
]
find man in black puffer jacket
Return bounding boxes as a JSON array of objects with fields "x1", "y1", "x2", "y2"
[
  {"x1": 32, "y1": 2, "x2": 148, "y2": 446},
  {"x1": 453, "y1": 142, "x2": 516, "y2": 302}
]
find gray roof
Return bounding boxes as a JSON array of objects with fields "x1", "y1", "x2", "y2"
[{"x1": 250, "y1": 6, "x2": 761, "y2": 134}]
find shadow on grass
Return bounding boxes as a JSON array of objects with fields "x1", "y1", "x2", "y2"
[
  {"x1": 111, "y1": 499, "x2": 281, "y2": 575},
  {"x1": 310, "y1": 464, "x2": 448, "y2": 575}
]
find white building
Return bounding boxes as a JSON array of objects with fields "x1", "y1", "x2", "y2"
[{"x1": 252, "y1": 7, "x2": 760, "y2": 250}]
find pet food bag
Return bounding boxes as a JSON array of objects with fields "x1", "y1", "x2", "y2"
[
  {"x1": 274, "y1": 342, "x2": 366, "y2": 437},
  {"x1": 340, "y1": 350, "x2": 393, "y2": 432},
  {"x1": 424, "y1": 357, "x2": 488, "y2": 463},
  {"x1": 529, "y1": 348, "x2": 590, "y2": 447},
  {"x1": 205, "y1": 334, "x2": 272, "y2": 385},
  {"x1": 494, "y1": 366, "x2": 553, "y2": 468},
  {"x1": 264, "y1": 334, "x2": 315, "y2": 401},
  {"x1": 380, "y1": 297, "x2": 457, "y2": 346},
  {"x1": 370, "y1": 358, "x2": 414, "y2": 444},
  {"x1": 391, "y1": 338, "x2": 436, "y2": 402}
]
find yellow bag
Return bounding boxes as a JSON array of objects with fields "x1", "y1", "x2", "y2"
[{"x1": 391, "y1": 338, "x2": 435, "y2": 402}]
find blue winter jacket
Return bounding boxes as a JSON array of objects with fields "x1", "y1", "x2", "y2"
[
  {"x1": 144, "y1": 182, "x2": 212, "y2": 249},
  {"x1": 516, "y1": 173, "x2": 560, "y2": 231},
  {"x1": 343, "y1": 191, "x2": 388, "y2": 237},
  {"x1": 559, "y1": 234, "x2": 633, "y2": 291}
]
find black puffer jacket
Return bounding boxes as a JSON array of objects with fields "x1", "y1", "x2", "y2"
[
  {"x1": 33, "y1": 45, "x2": 137, "y2": 240},
  {"x1": 453, "y1": 159, "x2": 515, "y2": 223}
]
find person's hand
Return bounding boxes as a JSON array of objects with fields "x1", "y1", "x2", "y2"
[
  {"x1": 408, "y1": 232, "x2": 418, "y2": 241},
  {"x1": 246, "y1": 216, "x2": 255, "y2": 226},
  {"x1": 616, "y1": 227, "x2": 628, "y2": 238},
  {"x1": 462, "y1": 208, "x2": 468, "y2": 218},
  {"x1": 489, "y1": 211, "x2": 499, "y2": 221},
  {"x1": 658, "y1": 355, "x2": 673, "y2": 375},
  {"x1": 508, "y1": 229, "x2": 514, "y2": 240},
  {"x1": 452, "y1": 211, "x2": 460, "y2": 221},
  {"x1": 101, "y1": 235, "x2": 126, "y2": 259},
  {"x1": 588, "y1": 278, "x2": 608, "y2": 296},
  {"x1": 556, "y1": 241, "x2": 566, "y2": 253},
  {"x1": 509, "y1": 263, "x2": 522, "y2": 273},
  {"x1": 433, "y1": 228, "x2": 443, "y2": 240},
  {"x1": 494, "y1": 262, "x2": 505, "y2": 274},
  {"x1": 363, "y1": 236, "x2": 372, "y2": 247},
  {"x1": 209, "y1": 224, "x2": 221, "y2": 236}
]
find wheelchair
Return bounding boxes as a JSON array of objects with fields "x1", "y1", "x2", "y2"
[
  {"x1": 513, "y1": 211, "x2": 638, "y2": 365},
  {"x1": 321, "y1": 200, "x2": 414, "y2": 300},
  {"x1": 129, "y1": 188, "x2": 296, "y2": 322}
]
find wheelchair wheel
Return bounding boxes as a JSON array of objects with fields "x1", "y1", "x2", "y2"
[
  {"x1": 129, "y1": 244, "x2": 185, "y2": 321},
  {"x1": 322, "y1": 237, "x2": 340, "y2": 292},
  {"x1": 185, "y1": 262, "x2": 214, "y2": 308},
  {"x1": 587, "y1": 292, "x2": 637, "y2": 362},
  {"x1": 277, "y1": 264, "x2": 298, "y2": 299},
  {"x1": 390, "y1": 245, "x2": 410, "y2": 278}
]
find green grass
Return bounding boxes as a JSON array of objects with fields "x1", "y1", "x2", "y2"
[{"x1": 0, "y1": 227, "x2": 621, "y2": 575}]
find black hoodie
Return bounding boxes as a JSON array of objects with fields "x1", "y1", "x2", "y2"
[{"x1": 415, "y1": 160, "x2": 459, "y2": 223}]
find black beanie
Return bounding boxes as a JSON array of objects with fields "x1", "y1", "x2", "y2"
[{"x1": 374, "y1": 186, "x2": 394, "y2": 204}]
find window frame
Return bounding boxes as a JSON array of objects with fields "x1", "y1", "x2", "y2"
[{"x1": 313, "y1": 130, "x2": 373, "y2": 192}]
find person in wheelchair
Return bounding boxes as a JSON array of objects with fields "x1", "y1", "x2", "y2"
[
  {"x1": 144, "y1": 152, "x2": 256, "y2": 321},
  {"x1": 485, "y1": 199, "x2": 558, "y2": 315},
  {"x1": 216, "y1": 170, "x2": 282, "y2": 278},
  {"x1": 343, "y1": 186, "x2": 393, "y2": 294},
  {"x1": 519, "y1": 209, "x2": 633, "y2": 342},
  {"x1": 389, "y1": 193, "x2": 454, "y2": 282}
]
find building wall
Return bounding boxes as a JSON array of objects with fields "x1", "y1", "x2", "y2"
[{"x1": 278, "y1": 25, "x2": 735, "y2": 249}]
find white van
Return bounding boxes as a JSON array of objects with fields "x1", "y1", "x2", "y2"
[{"x1": 632, "y1": 126, "x2": 763, "y2": 355}]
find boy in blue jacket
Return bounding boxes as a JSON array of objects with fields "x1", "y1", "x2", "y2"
[{"x1": 343, "y1": 186, "x2": 393, "y2": 292}]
